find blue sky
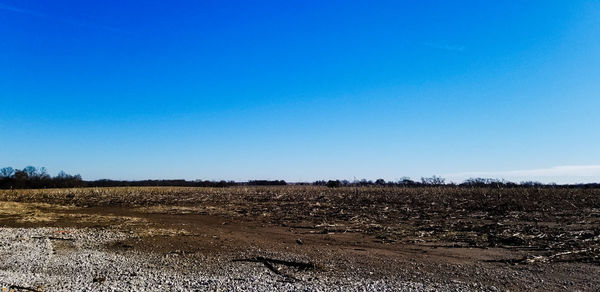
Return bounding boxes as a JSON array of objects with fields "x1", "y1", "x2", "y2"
[{"x1": 1, "y1": 1, "x2": 599, "y2": 183}]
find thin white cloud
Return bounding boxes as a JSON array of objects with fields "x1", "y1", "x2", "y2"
[
  {"x1": 445, "y1": 165, "x2": 600, "y2": 184},
  {"x1": 0, "y1": 2, "x2": 126, "y2": 34},
  {"x1": 0, "y1": 2, "x2": 49, "y2": 19}
]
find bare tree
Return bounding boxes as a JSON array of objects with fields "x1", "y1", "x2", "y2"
[
  {"x1": 38, "y1": 167, "x2": 50, "y2": 179},
  {"x1": 0, "y1": 167, "x2": 14, "y2": 178},
  {"x1": 421, "y1": 175, "x2": 445, "y2": 185},
  {"x1": 57, "y1": 170, "x2": 69, "y2": 178},
  {"x1": 23, "y1": 166, "x2": 38, "y2": 177}
]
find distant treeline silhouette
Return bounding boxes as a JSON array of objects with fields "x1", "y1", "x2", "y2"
[
  {"x1": 1, "y1": 166, "x2": 599, "y2": 189},
  {"x1": 0, "y1": 166, "x2": 83, "y2": 189},
  {"x1": 0, "y1": 166, "x2": 290, "y2": 189},
  {"x1": 313, "y1": 177, "x2": 600, "y2": 188}
]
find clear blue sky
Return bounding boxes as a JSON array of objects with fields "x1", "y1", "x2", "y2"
[{"x1": 1, "y1": 1, "x2": 599, "y2": 183}]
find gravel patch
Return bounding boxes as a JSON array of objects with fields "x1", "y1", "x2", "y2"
[{"x1": 0, "y1": 227, "x2": 478, "y2": 291}]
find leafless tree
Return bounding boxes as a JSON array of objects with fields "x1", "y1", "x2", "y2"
[
  {"x1": 421, "y1": 175, "x2": 445, "y2": 185},
  {"x1": 23, "y1": 166, "x2": 38, "y2": 177},
  {"x1": 0, "y1": 167, "x2": 14, "y2": 177}
]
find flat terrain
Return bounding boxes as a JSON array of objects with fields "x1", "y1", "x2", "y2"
[{"x1": 0, "y1": 186, "x2": 599, "y2": 291}]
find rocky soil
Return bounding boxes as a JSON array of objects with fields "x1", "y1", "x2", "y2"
[
  {"x1": 0, "y1": 227, "x2": 473, "y2": 291},
  {"x1": 0, "y1": 186, "x2": 599, "y2": 291}
]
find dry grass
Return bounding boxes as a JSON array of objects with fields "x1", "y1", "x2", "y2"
[
  {"x1": 0, "y1": 201, "x2": 143, "y2": 226},
  {"x1": 0, "y1": 202, "x2": 74, "y2": 223}
]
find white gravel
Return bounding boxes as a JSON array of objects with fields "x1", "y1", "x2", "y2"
[{"x1": 0, "y1": 227, "x2": 475, "y2": 291}]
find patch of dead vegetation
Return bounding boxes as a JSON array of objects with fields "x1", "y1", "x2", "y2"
[
  {"x1": 0, "y1": 201, "x2": 145, "y2": 227},
  {"x1": 0, "y1": 202, "x2": 76, "y2": 223}
]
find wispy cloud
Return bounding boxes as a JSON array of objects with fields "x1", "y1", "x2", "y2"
[
  {"x1": 0, "y1": 2, "x2": 43, "y2": 15},
  {"x1": 0, "y1": 2, "x2": 126, "y2": 34},
  {"x1": 445, "y1": 165, "x2": 600, "y2": 184}
]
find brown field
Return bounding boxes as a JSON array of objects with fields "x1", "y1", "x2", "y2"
[{"x1": 1, "y1": 186, "x2": 600, "y2": 290}]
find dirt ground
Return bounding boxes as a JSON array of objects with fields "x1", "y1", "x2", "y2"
[{"x1": 0, "y1": 186, "x2": 599, "y2": 291}]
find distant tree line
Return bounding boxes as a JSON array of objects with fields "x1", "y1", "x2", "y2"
[
  {"x1": 247, "y1": 180, "x2": 287, "y2": 186},
  {"x1": 0, "y1": 166, "x2": 83, "y2": 189},
  {"x1": 85, "y1": 179, "x2": 286, "y2": 188},
  {"x1": 87, "y1": 179, "x2": 238, "y2": 188},
  {"x1": 0, "y1": 166, "x2": 290, "y2": 189},
  {"x1": 1, "y1": 166, "x2": 599, "y2": 189},
  {"x1": 313, "y1": 176, "x2": 600, "y2": 189},
  {"x1": 314, "y1": 176, "x2": 447, "y2": 188}
]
